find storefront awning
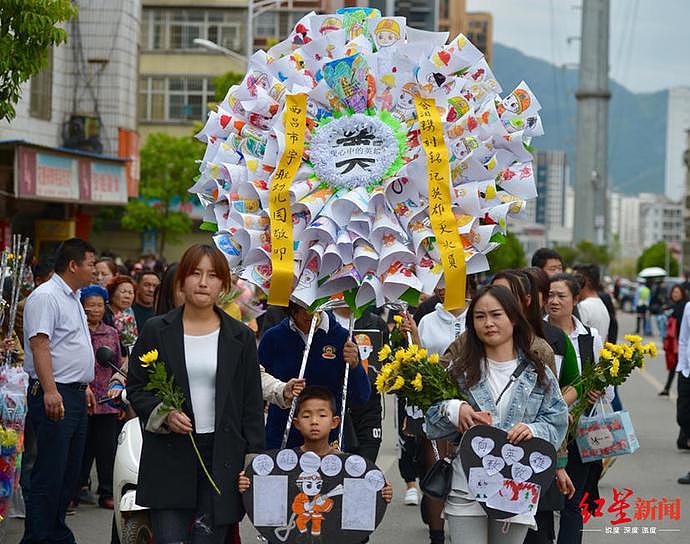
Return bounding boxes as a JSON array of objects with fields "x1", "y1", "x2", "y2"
[{"x1": 0, "y1": 140, "x2": 130, "y2": 205}]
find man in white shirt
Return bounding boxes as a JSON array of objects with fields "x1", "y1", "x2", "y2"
[
  {"x1": 21, "y1": 238, "x2": 97, "y2": 544},
  {"x1": 574, "y1": 264, "x2": 611, "y2": 342}
]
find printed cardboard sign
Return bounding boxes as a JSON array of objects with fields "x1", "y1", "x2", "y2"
[
  {"x1": 459, "y1": 425, "x2": 557, "y2": 519},
  {"x1": 243, "y1": 450, "x2": 387, "y2": 544}
]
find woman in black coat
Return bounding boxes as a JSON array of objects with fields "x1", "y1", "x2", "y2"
[{"x1": 127, "y1": 244, "x2": 264, "y2": 543}]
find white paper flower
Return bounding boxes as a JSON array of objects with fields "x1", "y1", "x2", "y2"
[{"x1": 191, "y1": 7, "x2": 543, "y2": 310}]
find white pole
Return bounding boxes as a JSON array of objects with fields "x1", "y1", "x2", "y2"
[
  {"x1": 281, "y1": 313, "x2": 319, "y2": 449},
  {"x1": 338, "y1": 314, "x2": 356, "y2": 450},
  {"x1": 385, "y1": 0, "x2": 395, "y2": 17},
  {"x1": 246, "y1": 0, "x2": 254, "y2": 59}
]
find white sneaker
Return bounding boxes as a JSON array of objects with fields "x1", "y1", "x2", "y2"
[{"x1": 404, "y1": 487, "x2": 420, "y2": 506}]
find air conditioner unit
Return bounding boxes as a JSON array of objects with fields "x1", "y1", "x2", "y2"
[{"x1": 63, "y1": 114, "x2": 103, "y2": 154}]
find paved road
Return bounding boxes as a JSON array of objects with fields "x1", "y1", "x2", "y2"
[{"x1": 4, "y1": 312, "x2": 690, "y2": 543}]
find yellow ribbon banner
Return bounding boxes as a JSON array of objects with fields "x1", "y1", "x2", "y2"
[
  {"x1": 268, "y1": 94, "x2": 307, "y2": 306},
  {"x1": 414, "y1": 96, "x2": 467, "y2": 310}
]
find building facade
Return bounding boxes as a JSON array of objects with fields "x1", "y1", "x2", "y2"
[
  {"x1": 665, "y1": 87, "x2": 690, "y2": 201},
  {"x1": 0, "y1": 0, "x2": 140, "y2": 255},
  {"x1": 438, "y1": 0, "x2": 492, "y2": 63}
]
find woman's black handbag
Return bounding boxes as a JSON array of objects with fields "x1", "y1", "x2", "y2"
[
  {"x1": 419, "y1": 454, "x2": 454, "y2": 499},
  {"x1": 419, "y1": 358, "x2": 530, "y2": 500}
]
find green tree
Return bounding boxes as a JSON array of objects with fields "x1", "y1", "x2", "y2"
[
  {"x1": 487, "y1": 232, "x2": 526, "y2": 272},
  {"x1": 212, "y1": 71, "x2": 244, "y2": 103},
  {"x1": 121, "y1": 133, "x2": 202, "y2": 256},
  {"x1": 574, "y1": 240, "x2": 610, "y2": 266},
  {"x1": 554, "y1": 245, "x2": 578, "y2": 268},
  {"x1": 636, "y1": 241, "x2": 679, "y2": 276},
  {"x1": 0, "y1": 0, "x2": 77, "y2": 121}
]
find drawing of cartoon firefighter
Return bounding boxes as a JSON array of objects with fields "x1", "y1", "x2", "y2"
[{"x1": 292, "y1": 472, "x2": 334, "y2": 536}]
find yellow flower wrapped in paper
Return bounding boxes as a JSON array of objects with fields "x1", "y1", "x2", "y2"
[
  {"x1": 389, "y1": 376, "x2": 405, "y2": 391},
  {"x1": 411, "y1": 373, "x2": 423, "y2": 392},
  {"x1": 428, "y1": 353, "x2": 440, "y2": 364},
  {"x1": 378, "y1": 344, "x2": 391, "y2": 361},
  {"x1": 139, "y1": 349, "x2": 159, "y2": 367},
  {"x1": 393, "y1": 314, "x2": 403, "y2": 325},
  {"x1": 624, "y1": 334, "x2": 642, "y2": 344}
]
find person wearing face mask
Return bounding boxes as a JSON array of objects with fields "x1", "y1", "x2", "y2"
[
  {"x1": 77, "y1": 284, "x2": 123, "y2": 510},
  {"x1": 127, "y1": 244, "x2": 265, "y2": 543},
  {"x1": 426, "y1": 285, "x2": 568, "y2": 544}
]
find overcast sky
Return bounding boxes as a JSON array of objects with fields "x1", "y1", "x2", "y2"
[{"x1": 466, "y1": 0, "x2": 690, "y2": 94}]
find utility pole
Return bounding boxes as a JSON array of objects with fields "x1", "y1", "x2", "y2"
[
  {"x1": 573, "y1": 0, "x2": 610, "y2": 244},
  {"x1": 683, "y1": 129, "x2": 690, "y2": 273}
]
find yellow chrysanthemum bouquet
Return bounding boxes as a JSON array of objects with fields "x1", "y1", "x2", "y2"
[
  {"x1": 567, "y1": 335, "x2": 656, "y2": 439},
  {"x1": 375, "y1": 344, "x2": 464, "y2": 412}
]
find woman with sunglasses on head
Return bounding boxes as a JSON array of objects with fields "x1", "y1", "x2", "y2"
[
  {"x1": 127, "y1": 244, "x2": 264, "y2": 543},
  {"x1": 426, "y1": 285, "x2": 568, "y2": 544}
]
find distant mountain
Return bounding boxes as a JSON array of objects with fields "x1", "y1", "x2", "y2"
[{"x1": 492, "y1": 43, "x2": 667, "y2": 195}]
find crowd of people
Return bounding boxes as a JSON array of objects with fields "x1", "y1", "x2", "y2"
[{"x1": 0, "y1": 239, "x2": 685, "y2": 544}]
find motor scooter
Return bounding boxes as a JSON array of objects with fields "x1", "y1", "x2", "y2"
[{"x1": 96, "y1": 347, "x2": 152, "y2": 544}]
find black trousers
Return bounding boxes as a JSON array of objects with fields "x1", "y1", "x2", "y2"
[
  {"x1": 557, "y1": 442, "x2": 598, "y2": 544},
  {"x1": 677, "y1": 373, "x2": 690, "y2": 438},
  {"x1": 149, "y1": 433, "x2": 229, "y2": 544},
  {"x1": 79, "y1": 413, "x2": 118, "y2": 499}
]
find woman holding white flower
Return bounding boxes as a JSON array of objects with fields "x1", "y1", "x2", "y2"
[{"x1": 127, "y1": 244, "x2": 264, "y2": 544}]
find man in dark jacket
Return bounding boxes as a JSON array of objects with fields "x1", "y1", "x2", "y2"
[{"x1": 259, "y1": 302, "x2": 371, "y2": 449}]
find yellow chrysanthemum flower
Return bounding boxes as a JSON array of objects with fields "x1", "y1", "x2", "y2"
[
  {"x1": 428, "y1": 353, "x2": 440, "y2": 364},
  {"x1": 610, "y1": 358, "x2": 620, "y2": 377},
  {"x1": 624, "y1": 334, "x2": 642, "y2": 344},
  {"x1": 605, "y1": 342, "x2": 616, "y2": 350},
  {"x1": 375, "y1": 372, "x2": 387, "y2": 392},
  {"x1": 415, "y1": 348, "x2": 428, "y2": 361},
  {"x1": 395, "y1": 349, "x2": 406, "y2": 362},
  {"x1": 600, "y1": 348, "x2": 613, "y2": 361},
  {"x1": 139, "y1": 349, "x2": 159, "y2": 367},
  {"x1": 393, "y1": 314, "x2": 403, "y2": 325},
  {"x1": 411, "y1": 373, "x2": 423, "y2": 392},
  {"x1": 407, "y1": 344, "x2": 419, "y2": 356},
  {"x1": 378, "y1": 344, "x2": 392, "y2": 361},
  {"x1": 389, "y1": 376, "x2": 405, "y2": 391},
  {"x1": 645, "y1": 342, "x2": 657, "y2": 358},
  {"x1": 622, "y1": 346, "x2": 633, "y2": 360}
]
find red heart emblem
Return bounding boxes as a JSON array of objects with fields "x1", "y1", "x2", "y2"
[
  {"x1": 438, "y1": 51, "x2": 451, "y2": 65},
  {"x1": 220, "y1": 115, "x2": 231, "y2": 128}
]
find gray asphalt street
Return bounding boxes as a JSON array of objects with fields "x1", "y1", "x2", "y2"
[{"x1": 4, "y1": 312, "x2": 690, "y2": 543}]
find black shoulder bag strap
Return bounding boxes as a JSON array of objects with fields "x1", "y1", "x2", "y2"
[{"x1": 494, "y1": 357, "x2": 531, "y2": 406}]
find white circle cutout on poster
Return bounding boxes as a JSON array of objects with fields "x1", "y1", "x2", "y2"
[
  {"x1": 344, "y1": 454, "x2": 367, "y2": 477},
  {"x1": 320, "y1": 454, "x2": 343, "y2": 477},
  {"x1": 364, "y1": 470, "x2": 386, "y2": 492},
  {"x1": 252, "y1": 454, "x2": 274, "y2": 476},
  {"x1": 299, "y1": 451, "x2": 321, "y2": 474},
  {"x1": 276, "y1": 449, "x2": 299, "y2": 471}
]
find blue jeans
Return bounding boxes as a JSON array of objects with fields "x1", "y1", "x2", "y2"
[{"x1": 21, "y1": 381, "x2": 88, "y2": 544}]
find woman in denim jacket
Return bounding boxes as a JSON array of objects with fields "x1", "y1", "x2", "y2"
[{"x1": 426, "y1": 285, "x2": 568, "y2": 544}]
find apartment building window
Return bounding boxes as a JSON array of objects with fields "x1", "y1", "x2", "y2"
[
  {"x1": 255, "y1": 12, "x2": 279, "y2": 39},
  {"x1": 139, "y1": 76, "x2": 215, "y2": 122},
  {"x1": 141, "y1": 8, "x2": 242, "y2": 52},
  {"x1": 29, "y1": 49, "x2": 53, "y2": 120}
]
